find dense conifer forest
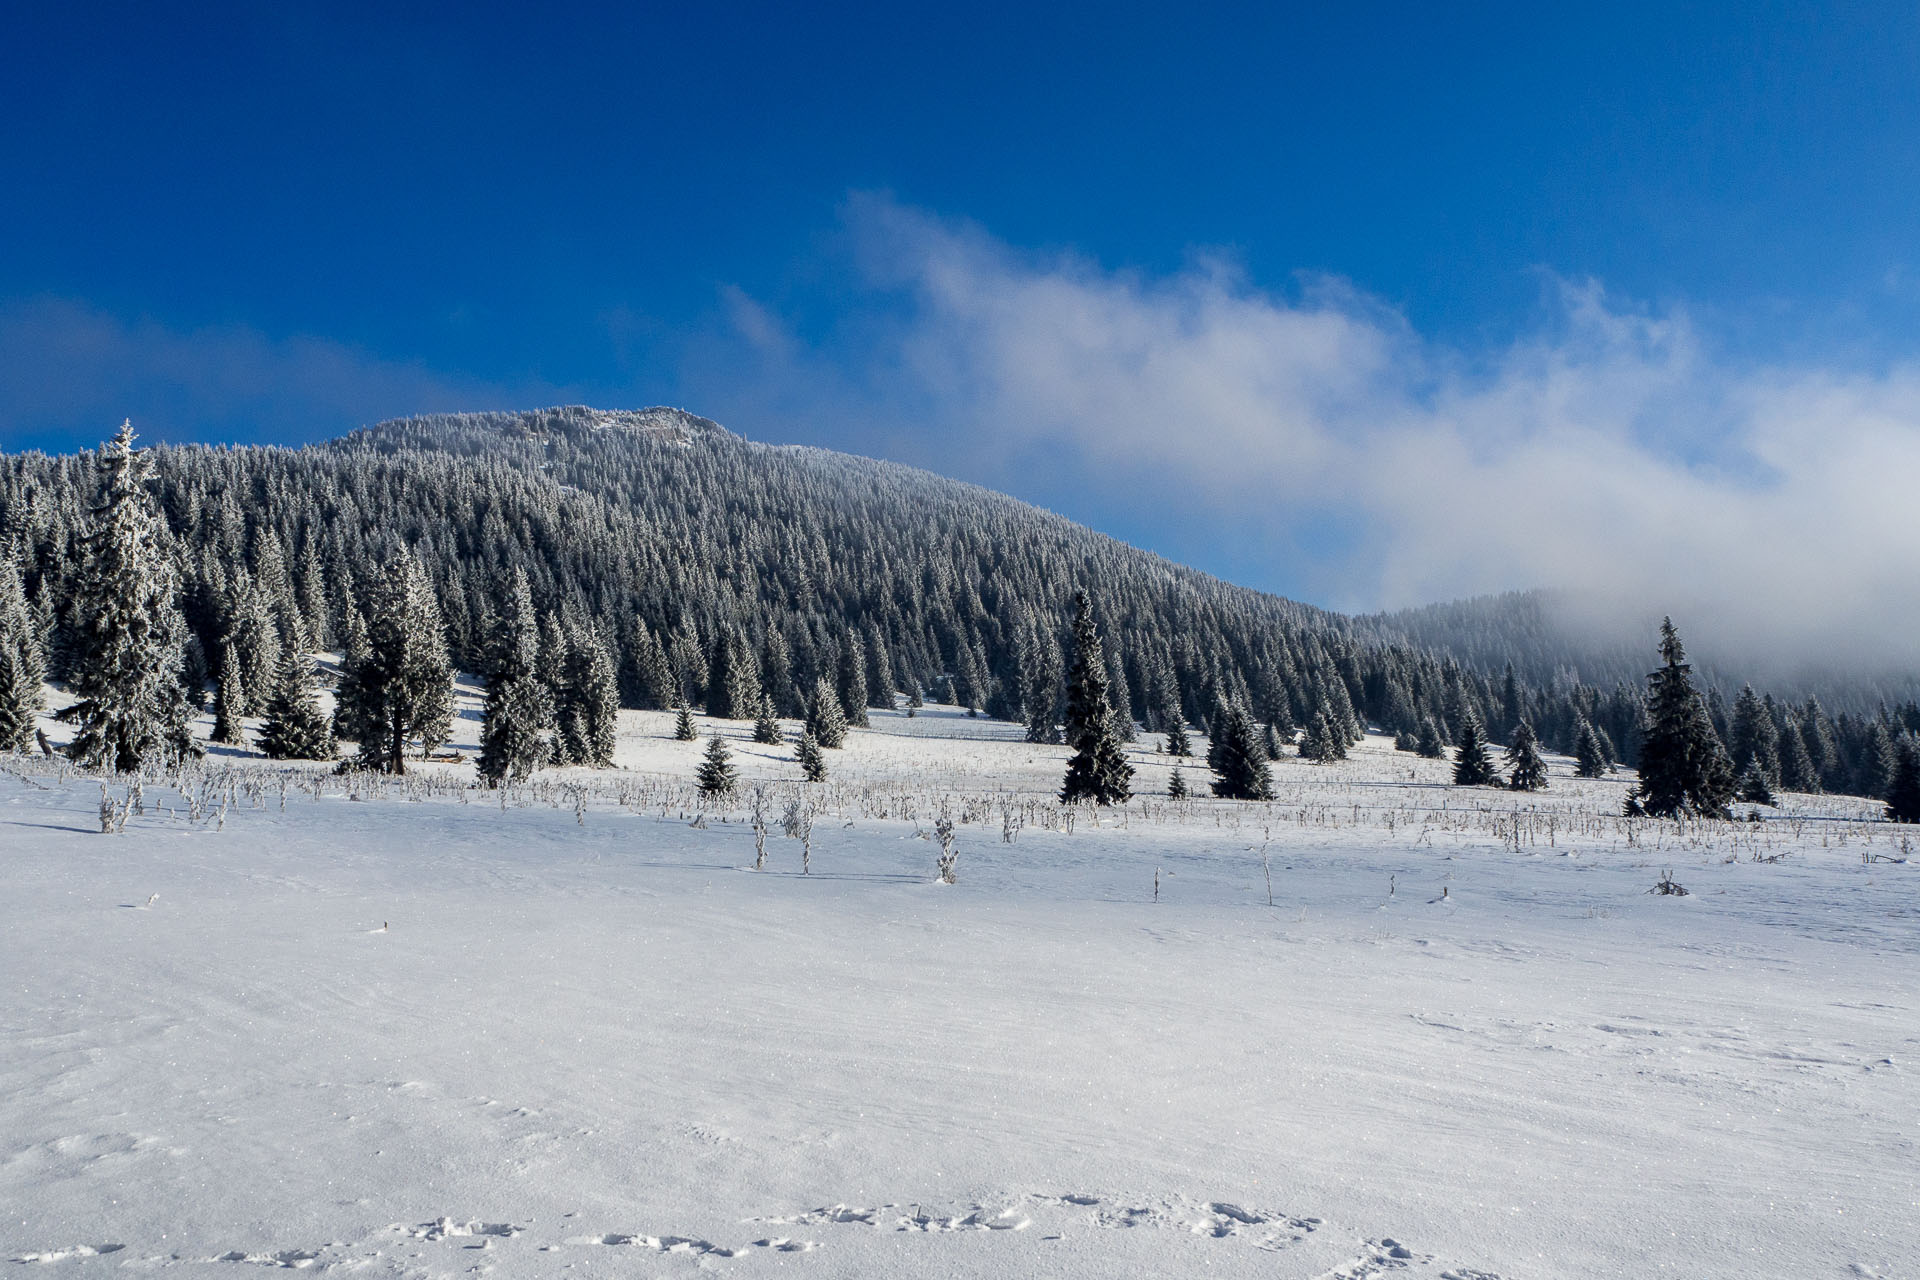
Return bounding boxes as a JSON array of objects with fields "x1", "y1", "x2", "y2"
[{"x1": 2, "y1": 405, "x2": 1916, "y2": 802}]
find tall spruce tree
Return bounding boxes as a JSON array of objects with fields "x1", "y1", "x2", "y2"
[
  {"x1": 1209, "y1": 700, "x2": 1273, "y2": 800},
  {"x1": 556, "y1": 624, "x2": 619, "y2": 766},
  {"x1": 806, "y1": 675, "x2": 848, "y2": 748},
  {"x1": 1629, "y1": 619, "x2": 1734, "y2": 819},
  {"x1": 1058, "y1": 592, "x2": 1133, "y2": 805},
  {"x1": 1504, "y1": 719, "x2": 1547, "y2": 791},
  {"x1": 256, "y1": 648, "x2": 336, "y2": 760},
  {"x1": 1415, "y1": 715, "x2": 1446, "y2": 759},
  {"x1": 1729, "y1": 684, "x2": 1780, "y2": 785},
  {"x1": 1452, "y1": 707, "x2": 1500, "y2": 786},
  {"x1": 478, "y1": 568, "x2": 552, "y2": 785},
  {"x1": 212, "y1": 643, "x2": 246, "y2": 746},
  {"x1": 838, "y1": 631, "x2": 870, "y2": 728},
  {"x1": 333, "y1": 550, "x2": 453, "y2": 774},
  {"x1": 752, "y1": 693, "x2": 782, "y2": 744},
  {"x1": 1885, "y1": 738, "x2": 1920, "y2": 825},
  {"x1": 1777, "y1": 719, "x2": 1820, "y2": 793},
  {"x1": 0, "y1": 558, "x2": 44, "y2": 753},
  {"x1": 1573, "y1": 717, "x2": 1608, "y2": 778},
  {"x1": 57, "y1": 423, "x2": 198, "y2": 772}
]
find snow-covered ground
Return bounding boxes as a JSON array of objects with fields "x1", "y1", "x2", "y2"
[{"x1": 3, "y1": 696, "x2": 1916, "y2": 1277}]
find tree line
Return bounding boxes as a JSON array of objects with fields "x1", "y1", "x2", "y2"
[{"x1": 2, "y1": 410, "x2": 1916, "y2": 821}]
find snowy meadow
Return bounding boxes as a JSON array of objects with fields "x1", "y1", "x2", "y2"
[{"x1": 3, "y1": 700, "x2": 1916, "y2": 1279}]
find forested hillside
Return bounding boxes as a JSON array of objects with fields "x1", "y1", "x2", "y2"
[{"x1": 2, "y1": 406, "x2": 1914, "y2": 796}]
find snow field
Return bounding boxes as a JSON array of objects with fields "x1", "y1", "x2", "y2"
[{"x1": 1, "y1": 700, "x2": 1915, "y2": 1277}]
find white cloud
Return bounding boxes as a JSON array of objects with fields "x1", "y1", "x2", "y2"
[{"x1": 714, "y1": 196, "x2": 1920, "y2": 675}]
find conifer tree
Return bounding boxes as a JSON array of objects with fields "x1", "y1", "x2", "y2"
[
  {"x1": 1209, "y1": 700, "x2": 1273, "y2": 800},
  {"x1": 212, "y1": 644, "x2": 247, "y2": 746},
  {"x1": 1504, "y1": 719, "x2": 1547, "y2": 791},
  {"x1": 806, "y1": 675, "x2": 848, "y2": 748},
  {"x1": 1736, "y1": 760, "x2": 1776, "y2": 806},
  {"x1": 865, "y1": 621, "x2": 896, "y2": 710},
  {"x1": 1415, "y1": 715, "x2": 1446, "y2": 759},
  {"x1": 1628, "y1": 619, "x2": 1734, "y2": 819},
  {"x1": 795, "y1": 726, "x2": 827, "y2": 782},
  {"x1": 1318, "y1": 709, "x2": 1348, "y2": 761},
  {"x1": 752, "y1": 693, "x2": 782, "y2": 744},
  {"x1": 256, "y1": 648, "x2": 336, "y2": 760},
  {"x1": 1059, "y1": 592, "x2": 1133, "y2": 805},
  {"x1": 673, "y1": 699, "x2": 698, "y2": 741},
  {"x1": 631, "y1": 619, "x2": 678, "y2": 711},
  {"x1": 1885, "y1": 738, "x2": 1920, "y2": 825},
  {"x1": 1573, "y1": 717, "x2": 1608, "y2": 778},
  {"x1": 478, "y1": 568, "x2": 551, "y2": 785},
  {"x1": 57, "y1": 423, "x2": 198, "y2": 772},
  {"x1": 1168, "y1": 766, "x2": 1188, "y2": 799},
  {"x1": 1022, "y1": 626, "x2": 1061, "y2": 744},
  {"x1": 1452, "y1": 706, "x2": 1500, "y2": 787},
  {"x1": 333, "y1": 550, "x2": 453, "y2": 774},
  {"x1": 1104, "y1": 645, "x2": 1137, "y2": 742},
  {"x1": 839, "y1": 631, "x2": 870, "y2": 728},
  {"x1": 760, "y1": 627, "x2": 795, "y2": 716},
  {"x1": 1777, "y1": 722, "x2": 1819, "y2": 793},
  {"x1": 0, "y1": 559, "x2": 44, "y2": 753},
  {"x1": 555, "y1": 625, "x2": 619, "y2": 766},
  {"x1": 1857, "y1": 722, "x2": 1897, "y2": 800},
  {"x1": 1729, "y1": 684, "x2": 1780, "y2": 785},
  {"x1": 1158, "y1": 679, "x2": 1191, "y2": 756},
  {"x1": 696, "y1": 733, "x2": 737, "y2": 800}
]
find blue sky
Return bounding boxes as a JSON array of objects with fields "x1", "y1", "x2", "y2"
[{"x1": 6, "y1": 2, "x2": 1920, "y2": 648}]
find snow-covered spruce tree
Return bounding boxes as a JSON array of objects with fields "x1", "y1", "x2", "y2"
[
  {"x1": 211, "y1": 642, "x2": 246, "y2": 746},
  {"x1": 0, "y1": 558, "x2": 46, "y2": 753},
  {"x1": 1628, "y1": 618, "x2": 1734, "y2": 819},
  {"x1": 1729, "y1": 684, "x2": 1780, "y2": 786},
  {"x1": 57, "y1": 423, "x2": 198, "y2": 773},
  {"x1": 1316, "y1": 709, "x2": 1348, "y2": 761},
  {"x1": 1573, "y1": 717, "x2": 1608, "y2": 778},
  {"x1": 477, "y1": 568, "x2": 551, "y2": 785},
  {"x1": 1452, "y1": 707, "x2": 1500, "y2": 787},
  {"x1": 1504, "y1": 719, "x2": 1547, "y2": 791},
  {"x1": 1168, "y1": 766, "x2": 1188, "y2": 800},
  {"x1": 1415, "y1": 715, "x2": 1446, "y2": 759},
  {"x1": 751, "y1": 693, "x2": 781, "y2": 744},
  {"x1": 1263, "y1": 721, "x2": 1287, "y2": 761},
  {"x1": 1160, "y1": 687, "x2": 1191, "y2": 756},
  {"x1": 696, "y1": 733, "x2": 737, "y2": 800},
  {"x1": 1857, "y1": 722, "x2": 1897, "y2": 801},
  {"x1": 1736, "y1": 760, "x2": 1775, "y2": 806},
  {"x1": 704, "y1": 626, "x2": 759, "y2": 721},
  {"x1": 256, "y1": 648, "x2": 336, "y2": 761},
  {"x1": 1104, "y1": 645, "x2": 1137, "y2": 742},
  {"x1": 555, "y1": 624, "x2": 619, "y2": 766},
  {"x1": 1058, "y1": 592, "x2": 1133, "y2": 805},
  {"x1": 838, "y1": 630, "x2": 869, "y2": 728},
  {"x1": 1777, "y1": 720, "x2": 1819, "y2": 793},
  {"x1": 806, "y1": 675, "x2": 848, "y2": 748},
  {"x1": 1022, "y1": 625, "x2": 1061, "y2": 745},
  {"x1": 673, "y1": 699, "x2": 698, "y2": 741},
  {"x1": 795, "y1": 726, "x2": 827, "y2": 782},
  {"x1": 333, "y1": 550, "x2": 453, "y2": 774},
  {"x1": 1210, "y1": 700, "x2": 1273, "y2": 800},
  {"x1": 1885, "y1": 738, "x2": 1920, "y2": 825}
]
